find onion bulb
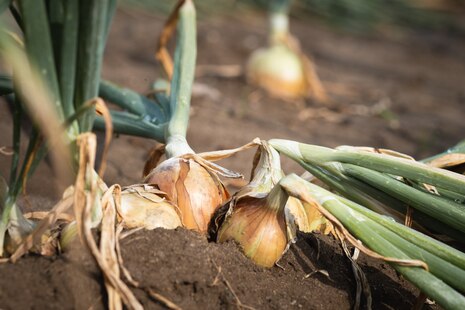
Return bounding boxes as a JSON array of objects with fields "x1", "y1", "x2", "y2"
[
  {"x1": 217, "y1": 141, "x2": 294, "y2": 267},
  {"x1": 117, "y1": 184, "x2": 181, "y2": 230},
  {"x1": 218, "y1": 184, "x2": 291, "y2": 268},
  {"x1": 144, "y1": 156, "x2": 229, "y2": 234},
  {"x1": 247, "y1": 44, "x2": 307, "y2": 99},
  {"x1": 246, "y1": 11, "x2": 326, "y2": 100}
]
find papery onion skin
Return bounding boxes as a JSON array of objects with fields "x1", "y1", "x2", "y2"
[
  {"x1": 217, "y1": 195, "x2": 288, "y2": 268},
  {"x1": 145, "y1": 157, "x2": 228, "y2": 233},
  {"x1": 119, "y1": 190, "x2": 181, "y2": 230},
  {"x1": 286, "y1": 197, "x2": 332, "y2": 234},
  {"x1": 285, "y1": 197, "x2": 311, "y2": 233}
]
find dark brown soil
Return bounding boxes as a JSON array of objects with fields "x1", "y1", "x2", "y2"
[
  {"x1": 1, "y1": 5, "x2": 465, "y2": 310},
  {"x1": 120, "y1": 229, "x2": 431, "y2": 310}
]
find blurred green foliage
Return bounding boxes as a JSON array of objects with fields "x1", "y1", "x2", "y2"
[
  {"x1": 120, "y1": 0, "x2": 464, "y2": 34},
  {"x1": 298, "y1": 0, "x2": 462, "y2": 33}
]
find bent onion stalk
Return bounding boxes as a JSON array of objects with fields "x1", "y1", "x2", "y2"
[
  {"x1": 269, "y1": 138, "x2": 465, "y2": 239},
  {"x1": 269, "y1": 139, "x2": 465, "y2": 195},
  {"x1": 246, "y1": 0, "x2": 326, "y2": 101}
]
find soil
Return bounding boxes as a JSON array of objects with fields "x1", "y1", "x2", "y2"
[{"x1": 1, "y1": 5, "x2": 465, "y2": 310}]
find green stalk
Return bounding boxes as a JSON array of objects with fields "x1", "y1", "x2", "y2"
[
  {"x1": 335, "y1": 196, "x2": 465, "y2": 272},
  {"x1": 363, "y1": 219, "x2": 465, "y2": 293},
  {"x1": 18, "y1": 0, "x2": 63, "y2": 119},
  {"x1": 58, "y1": 0, "x2": 79, "y2": 120},
  {"x1": 298, "y1": 159, "x2": 465, "y2": 241},
  {"x1": 104, "y1": 0, "x2": 117, "y2": 40},
  {"x1": 11, "y1": 131, "x2": 43, "y2": 198},
  {"x1": 0, "y1": 0, "x2": 10, "y2": 14},
  {"x1": 280, "y1": 174, "x2": 465, "y2": 310},
  {"x1": 403, "y1": 178, "x2": 465, "y2": 205},
  {"x1": 433, "y1": 187, "x2": 465, "y2": 204},
  {"x1": 94, "y1": 111, "x2": 166, "y2": 142},
  {"x1": 0, "y1": 73, "x2": 169, "y2": 139},
  {"x1": 8, "y1": 92, "x2": 21, "y2": 187},
  {"x1": 269, "y1": 140, "x2": 465, "y2": 237},
  {"x1": 48, "y1": 0, "x2": 65, "y2": 73},
  {"x1": 302, "y1": 160, "x2": 408, "y2": 218},
  {"x1": 165, "y1": 0, "x2": 197, "y2": 158},
  {"x1": 98, "y1": 80, "x2": 147, "y2": 116},
  {"x1": 270, "y1": 0, "x2": 291, "y2": 14},
  {"x1": 340, "y1": 163, "x2": 465, "y2": 233},
  {"x1": 99, "y1": 80, "x2": 168, "y2": 123},
  {"x1": 151, "y1": 79, "x2": 171, "y2": 114},
  {"x1": 74, "y1": 0, "x2": 110, "y2": 132},
  {"x1": 269, "y1": 0, "x2": 290, "y2": 43},
  {"x1": 269, "y1": 139, "x2": 465, "y2": 196}
]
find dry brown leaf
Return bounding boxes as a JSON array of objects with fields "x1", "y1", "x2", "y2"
[
  {"x1": 427, "y1": 153, "x2": 465, "y2": 169},
  {"x1": 196, "y1": 138, "x2": 260, "y2": 162},
  {"x1": 23, "y1": 211, "x2": 74, "y2": 222},
  {"x1": 100, "y1": 185, "x2": 123, "y2": 310},
  {"x1": 155, "y1": 0, "x2": 187, "y2": 79},
  {"x1": 74, "y1": 133, "x2": 143, "y2": 310},
  {"x1": 143, "y1": 144, "x2": 166, "y2": 178},
  {"x1": 0, "y1": 146, "x2": 14, "y2": 156},
  {"x1": 94, "y1": 98, "x2": 113, "y2": 178},
  {"x1": 147, "y1": 290, "x2": 182, "y2": 310}
]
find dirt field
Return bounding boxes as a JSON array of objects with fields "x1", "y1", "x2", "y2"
[{"x1": 1, "y1": 5, "x2": 465, "y2": 309}]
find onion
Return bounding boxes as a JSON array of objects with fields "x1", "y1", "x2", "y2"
[
  {"x1": 145, "y1": 157, "x2": 228, "y2": 233},
  {"x1": 218, "y1": 184, "x2": 290, "y2": 268},
  {"x1": 217, "y1": 141, "x2": 294, "y2": 267},
  {"x1": 246, "y1": 9, "x2": 326, "y2": 100},
  {"x1": 117, "y1": 184, "x2": 182, "y2": 230},
  {"x1": 247, "y1": 44, "x2": 307, "y2": 99}
]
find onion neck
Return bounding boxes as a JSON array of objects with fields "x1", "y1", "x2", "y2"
[
  {"x1": 269, "y1": 11, "x2": 289, "y2": 44},
  {"x1": 266, "y1": 183, "x2": 289, "y2": 213},
  {"x1": 164, "y1": 93, "x2": 195, "y2": 158},
  {"x1": 165, "y1": 134, "x2": 194, "y2": 158}
]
